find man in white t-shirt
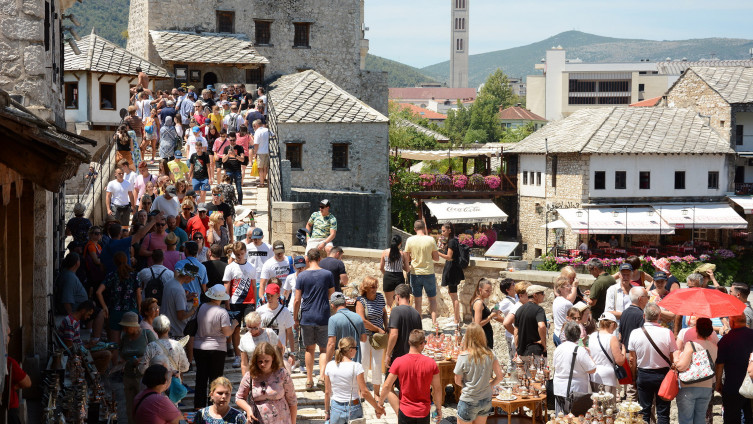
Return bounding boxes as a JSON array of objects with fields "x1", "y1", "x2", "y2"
[
  {"x1": 244, "y1": 227, "x2": 272, "y2": 301},
  {"x1": 119, "y1": 159, "x2": 138, "y2": 187},
  {"x1": 605, "y1": 263, "x2": 634, "y2": 325},
  {"x1": 251, "y1": 119, "x2": 270, "y2": 187},
  {"x1": 185, "y1": 126, "x2": 208, "y2": 159},
  {"x1": 282, "y1": 255, "x2": 307, "y2": 371},
  {"x1": 259, "y1": 240, "x2": 291, "y2": 298},
  {"x1": 497, "y1": 279, "x2": 518, "y2": 365},
  {"x1": 257, "y1": 283, "x2": 295, "y2": 367},
  {"x1": 502, "y1": 281, "x2": 529, "y2": 366},
  {"x1": 106, "y1": 167, "x2": 136, "y2": 227},
  {"x1": 151, "y1": 185, "x2": 181, "y2": 217}
]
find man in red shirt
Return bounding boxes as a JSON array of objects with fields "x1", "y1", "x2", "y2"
[
  {"x1": 5, "y1": 356, "x2": 30, "y2": 424},
  {"x1": 186, "y1": 203, "x2": 210, "y2": 246},
  {"x1": 379, "y1": 329, "x2": 442, "y2": 423}
]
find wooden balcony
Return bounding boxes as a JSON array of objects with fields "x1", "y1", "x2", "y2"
[{"x1": 411, "y1": 175, "x2": 517, "y2": 198}]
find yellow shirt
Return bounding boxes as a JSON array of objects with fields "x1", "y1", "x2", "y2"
[
  {"x1": 167, "y1": 159, "x2": 189, "y2": 181},
  {"x1": 405, "y1": 234, "x2": 437, "y2": 275},
  {"x1": 210, "y1": 114, "x2": 222, "y2": 133}
]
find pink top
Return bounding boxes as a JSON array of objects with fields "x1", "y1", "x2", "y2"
[
  {"x1": 236, "y1": 134, "x2": 251, "y2": 156},
  {"x1": 162, "y1": 250, "x2": 185, "y2": 272},
  {"x1": 213, "y1": 137, "x2": 231, "y2": 158},
  {"x1": 142, "y1": 232, "x2": 168, "y2": 266},
  {"x1": 236, "y1": 368, "x2": 297, "y2": 424},
  {"x1": 133, "y1": 389, "x2": 182, "y2": 424}
]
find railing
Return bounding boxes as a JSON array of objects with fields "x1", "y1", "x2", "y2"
[
  {"x1": 414, "y1": 174, "x2": 517, "y2": 193},
  {"x1": 735, "y1": 183, "x2": 753, "y2": 195},
  {"x1": 266, "y1": 89, "x2": 283, "y2": 236},
  {"x1": 64, "y1": 131, "x2": 118, "y2": 224}
]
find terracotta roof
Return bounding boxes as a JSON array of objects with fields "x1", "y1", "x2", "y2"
[
  {"x1": 656, "y1": 60, "x2": 753, "y2": 75},
  {"x1": 685, "y1": 66, "x2": 753, "y2": 104},
  {"x1": 508, "y1": 107, "x2": 733, "y2": 155},
  {"x1": 388, "y1": 87, "x2": 477, "y2": 102},
  {"x1": 65, "y1": 32, "x2": 171, "y2": 78},
  {"x1": 498, "y1": 106, "x2": 546, "y2": 121},
  {"x1": 629, "y1": 96, "x2": 662, "y2": 107},
  {"x1": 394, "y1": 119, "x2": 449, "y2": 142},
  {"x1": 397, "y1": 103, "x2": 447, "y2": 120},
  {"x1": 269, "y1": 70, "x2": 388, "y2": 124},
  {"x1": 149, "y1": 31, "x2": 269, "y2": 65}
]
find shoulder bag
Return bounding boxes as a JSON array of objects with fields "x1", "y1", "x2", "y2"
[
  {"x1": 564, "y1": 346, "x2": 592, "y2": 416},
  {"x1": 678, "y1": 341, "x2": 715, "y2": 384},
  {"x1": 265, "y1": 305, "x2": 286, "y2": 335},
  {"x1": 248, "y1": 378, "x2": 265, "y2": 424},
  {"x1": 641, "y1": 326, "x2": 678, "y2": 401},
  {"x1": 183, "y1": 303, "x2": 203, "y2": 337},
  {"x1": 156, "y1": 341, "x2": 188, "y2": 403},
  {"x1": 740, "y1": 375, "x2": 753, "y2": 399},
  {"x1": 596, "y1": 333, "x2": 627, "y2": 380},
  {"x1": 358, "y1": 298, "x2": 387, "y2": 350}
]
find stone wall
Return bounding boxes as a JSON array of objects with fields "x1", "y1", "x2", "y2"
[
  {"x1": 518, "y1": 153, "x2": 588, "y2": 260},
  {"x1": 279, "y1": 122, "x2": 389, "y2": 193},
  {"x1": 666, "y1": 70, "x2": 731, "y2": 141},
  {"x1": 128, "y1": 0, "x2": 375, "y2": 104},
  {"x1": 0, "y1": 0, "x2": 65, "y2": 125},
  {"x1": 270, "y1": 201, "x2": 310, "y2": 248},
  {"x1": 355, "y1": 70, "x2": 389, "y2": 115},
  {"x1": 289, "y1": 188, "x2": 389, "y2": 250}
]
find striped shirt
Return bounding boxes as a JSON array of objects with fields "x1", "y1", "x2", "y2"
[
  {"x1": 383, "y1": 253, "x2": 404, "y2": 273},
  {"x1": 358, "y1": 293, "x2": 386, "y2": 335},
  {"x1": 59, "y1": 315, "x2": 82, "y2": 345}
]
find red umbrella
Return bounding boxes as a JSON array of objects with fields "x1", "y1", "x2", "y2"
[{"x1": 657, "y1": 287, "x2": 746, "y2": 318}]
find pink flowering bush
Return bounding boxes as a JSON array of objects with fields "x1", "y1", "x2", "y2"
[
  {"x1": 452, "y1": 174, "x2": 468, "y2": 188},
  {"x1": 485, "y1": 175, "x2": 501, "y2": 189},
  {"x1": 419, "y1": 174, "x2": 435, "y2": 187},
  {"x1": 473, "y1": 233, "x2": 489, "y2": 247},
  {"x1": 458, "y1": 234, "x2": 473, "y2": 247}
]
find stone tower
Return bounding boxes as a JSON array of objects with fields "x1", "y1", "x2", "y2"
[{"x1": 450, "y1": 0, "x2": 469, "y2": 88}]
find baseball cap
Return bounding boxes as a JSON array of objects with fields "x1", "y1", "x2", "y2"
[
  {"x1": 197, "y1": 203, "x2": 208, "y2": 212},
  {"x1": 250, "y1": 228, "x2": 263, "y2": 239},
  {"x1": 187, "y1": 85, "x2": 195, "y2": 90},
  {"x1": 619, "y1": 263, "x2": 633, "y2": 272},
  {"x1": 177, "y1": 87, "x2": 185, "y2": 92},
  {"x1": 265, "y1": 284, "x2": 281, "y2": 295},
  {"x1": 165, "y1": 185, "x2": 177, "y2": 195},
  {"x1": 599, "y1": 312, "x2": 618, "y2": 323},
  {"x1": 293, "y1": 256, "x2": 306, "y2": 268},
  {"x1": 320, "y1": 199, "x2": 331, "y2": 207},
  {"x1": 273, "y1": 240, "x2": 285, "y2": 251},
  {"x1": 174, "y1": 150, "x2": 183, "y2": 158},
  {"x1": 653, "y1": 271, "x2": 668, "y2": 281},
  {"x1": 526, "y1": 284, "x2": 547, "y2": 297},
  {"x1": 330, "y1": 292, "x2": 346, "y2": 306},
  {"x1": 192, "y1": 126, "x2": 200, "y2": 133},
  {"x1": 185, "y1": 189, "x2": 196, "y2": 198}
]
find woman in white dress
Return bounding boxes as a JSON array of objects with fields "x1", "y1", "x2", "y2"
[{"x1": 588, "y1": 312, "x2": 626, "y2": 395}]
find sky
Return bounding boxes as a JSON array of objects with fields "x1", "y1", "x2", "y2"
[{"x1": 364, "y1": 0, "x2": 753, "y2": 68}]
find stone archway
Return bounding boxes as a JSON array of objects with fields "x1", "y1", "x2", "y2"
[{"x1": 203, "y1": 72, "x2": 218, "y2": 89}]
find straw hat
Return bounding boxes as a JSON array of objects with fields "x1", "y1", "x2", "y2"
[{"x1": 118, "y1": 311, "x2": 140, "y2": 328}]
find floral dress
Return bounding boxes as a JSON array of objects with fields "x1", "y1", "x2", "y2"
[
  {"x1": 194, "y1": 406, "x2": 246, "y2": 424},
  {"x1": 236, "y1": 368, "x2": 296, "y2": 424},
  {"x1": 101, "y1": 271, "x2": 140, "y2": 321}
]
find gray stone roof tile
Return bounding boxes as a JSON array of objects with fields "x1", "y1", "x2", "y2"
[
  {"x1": 149, "y1": 31, "x2": 269, "y2": 65},
  {"x1": 508, "y1": 107, "x2": 734, "y2": 155},
  {"x1": 65, "y1": 32, "x2": 171, "y2": 78},
  {"x1": 688, "y1": 66, "x2": 753, "y2": 104},
  {"x1": 269, "y1": 70, "x2": 388, "y2": 124},
  {"x1": 656, "y1": 60, "x2": 753, "y2": 76}
]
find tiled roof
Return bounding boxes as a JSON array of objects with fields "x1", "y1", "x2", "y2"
[
  {"x1": 686, "y1": 66, "x2": 753, "y2": 104},
  {"x1": 65, "y1": 32, "x2": 171, "y2": 78},
  {"x1": 149, "y1": 31, "x2": 269, "y2": 65},
  {"x1": 508, "y1": 107, "x2": 733, "y2": 155},
  {"x1": 629, "y1": 96, "x2": 662, "y2": 107},
  {"x1": 388, "y1": 87, "x2": 477, "y2": 102},
  {"x1": 395, "y1": 118, "x2": 449, "y2": 142},
  {"x1": 269, "y1": 70, "x2": 388, "y2": 124},
  {"x1": 656, "y1": 60, "x2": 753, "y2": 76},
  {"x1": 498, "y1": 105, "x2": 546, "y2": 121},
  {"x1": 397, "y1": 103, "x2": 447, "y2": 120}
]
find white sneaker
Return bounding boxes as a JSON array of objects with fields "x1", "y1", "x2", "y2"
[{"x1": 233, "y1": 356, "x2": 242, "y2": 368}]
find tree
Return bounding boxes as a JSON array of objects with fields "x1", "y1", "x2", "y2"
[
  {"x1": 443, "y1": 101, "x2": 471, "y2": 146},
  {"x1": 501, "y1": 121, "x2": 537, "y2": 144},
  {"x1": 478, "y1": 68, "x2": 516, "y2": 110},
  {"x1": 388, "y1": 102, "x2": 439, "y2": 150}
]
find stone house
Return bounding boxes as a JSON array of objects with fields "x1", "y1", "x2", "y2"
[
  {"x1": 269, "y1": 70, "x2": 390, "y2": 249},
  {"x1": 507, "y1": 106, "x2": 743, "y2": 260},
  {"x1": 0, "y1": 0, "x2": 95, "y2": 367},
  {"x1": 64, "y1": 31, "x2": 172, "y2": 131},
  {"x1": 126, "y1": 0, "x2": 386, "y2": 113}
]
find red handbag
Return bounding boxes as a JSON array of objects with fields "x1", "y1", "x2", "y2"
[
  {"x1": 658, "y1": 369, "x2": 679, "y2": 401},
  {"x1": 618, "y1": 361, "x2": 633, "y2": 385}
]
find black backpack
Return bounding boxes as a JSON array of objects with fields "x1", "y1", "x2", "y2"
[
  {"x1": 144, "y1": 268, "x2": 167, "y2": 305},
  {"x1": 457, "y1": 243, "x2": 471, "y2": 269}
]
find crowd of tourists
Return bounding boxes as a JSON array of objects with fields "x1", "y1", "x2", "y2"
[{"x1": 52, "y1": 78, "x2": 753, "y2": 424}]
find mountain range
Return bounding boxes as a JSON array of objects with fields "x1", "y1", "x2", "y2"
[{"x1": 66, "y1": 0, "x2": 753, "y2": 89}]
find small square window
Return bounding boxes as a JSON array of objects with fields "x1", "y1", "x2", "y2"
[
  {"x1": 246, "y1": 68, "x2": 264, "y2": 85},
  {"x1": 638, "y1": 83, "x2": 645, "y2": 91},
  {"x1": 332, "y1": 143, "x2": 348, "y2": 169},
  {"x1": 65, "y1": 82, "x2": 78, "y2": 109},
  {"x1": 674, "y1": 171, "x2": 686, "y2": 190},
  {"x1": 99, "y1": 82, "x2": 116, "y2": 110},
  {"x1": 217, "y1": 11, "x2": 235, "y2": 33},
  {"x1": 293, "y1": 23, "x2": 310, "y2": 48},
  {"x1": 594, "y1": 171, "x2": 606, "y2": 190},
  {"x1": 286, "y1": 143, "x2": 302, "y2": 169},
  {"x1": 639, "y1": 171, "x2": 651, "y2": 190},
  {"x1": 615, "y1": 171, "x2": 626, "y2": 189},
  {"x1": 708, "y1": 171, "x2": 719, "y2": 189},
  {"x1": 255, "y1": 20, "x2": 271, "y2": 45}
]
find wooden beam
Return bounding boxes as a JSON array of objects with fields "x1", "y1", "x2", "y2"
[
  {"x1": 115, "y1": 76, "x2": 124, "y2": 83},
  {"x1": 20, "y1": 184, "x2": 34, "y2": 358},
  {"x1": 97, "y1": 73, "x2": 105, "y2": 81},
  {"x1": 72, "y1": 72, "x2": 81, "y2": 81},
  {"x1": 128, "y1": 77, "x2": 136, "y2": 84},
  {"x1": 5, "y1": 189, "x2": 22, "y2": 360}
]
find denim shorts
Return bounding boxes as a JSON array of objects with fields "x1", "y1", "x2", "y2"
[
  {"x1": 191, "y1": 178, "x2": 210, "y2": 192},
  {"x1": 409, "y1": 274, "x2": 437, "y2": 297},
  {"x1": 330, "y1": 400, "x2": 363, "y2": 424},
  {"x1": 457, "y1": 397, "x2": 494, "y2": 422}
]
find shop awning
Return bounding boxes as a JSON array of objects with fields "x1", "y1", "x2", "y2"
[
  {"x1": 557, "y1": 207, "x2": 675, "y2": 235},
  {"x1": 729, "y1": 196, "x2": 753, "y2": 215},
  {"x1": 424, "y1": 199, "x2": 508, "y2": 224},
  {"x1": 541, "y1": 219, "x2": 568, "y2": 229},
  {"x1": 392, "y1": 144, "x2": 512, "y2": 161},
  {"x1": 654, "y1": 204, "x2": 747, "y2": 229}
]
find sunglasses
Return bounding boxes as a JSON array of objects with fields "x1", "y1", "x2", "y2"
[
  {"x1": 93, "y1": 232, "x2": 102, "y2": 235},
  {"x1": 319, "y1": 206, "x2": 327, "y2": 209},
  {"x1": 183, "y1": 208, "x2": 192, "y2": 211},
  {"x1": 212, "y1": 193, "x2": 220, "y2": 197},
  {"x1": 155, "y1": 223, "x2": 166, "y2": 227}
]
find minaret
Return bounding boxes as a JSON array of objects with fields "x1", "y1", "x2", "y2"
[{"x1": 450, "y1": 0, "x2": 469, "y2": 88}]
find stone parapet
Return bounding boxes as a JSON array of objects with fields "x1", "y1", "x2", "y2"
[{"x1": 270, "y1": 201, "x2": 310, "y2": 248}]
